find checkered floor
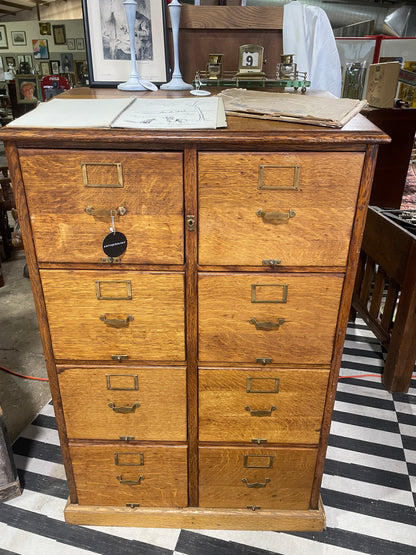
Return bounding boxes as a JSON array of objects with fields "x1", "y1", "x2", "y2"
[{"x1": 1, "y1": 319, "x2": 415, "y2": 555}]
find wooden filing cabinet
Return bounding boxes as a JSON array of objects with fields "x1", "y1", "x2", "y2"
[{"x1": 0, "y1": 89, "x2": 389, "y2": 530}]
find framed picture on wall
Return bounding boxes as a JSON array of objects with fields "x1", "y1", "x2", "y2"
[
  {"x1": 40, "y1": 61, "x2": 50, "y2": 76},
  {"x1": 0, "y1": 25, "x2": 8, "y2": 49},
  {"x1": 39, "y1": 22, "x2": 51, "y2": 35},
  {"x1": 11, "y1": 31, "x2": 27, "y2": 46},
  {"x1": 5, "y1": 56, "x2": 15, "y2": 67},
  {"x1": 33, "y1": 39, "x2": 49, "y2": 59},
  {"x1": 15, "y1": 74, "x2": 40, "y2": 104},
  {"x1": 67, "y1": 38, "x2": 76, "y2": 50},
  {"x1": 50, "y1": 60, "x2": 60, "y2": 75},
  {"x1": 60, "y1": 53, "x2": 74, "y2": 72},
  {"x1": 81, "y1": 0, "x2": 168, "y2": 86},
  {"x1": 53, "y1": 24, "x2": 66, "y2": 45},
  {"x1": 75, "y1": 60, "x2": 89, "y2": 84},
  {"x1": 76, "y1": 38, "x2": 85, "y2": 50}
]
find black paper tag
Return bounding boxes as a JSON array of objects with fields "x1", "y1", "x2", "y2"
[{"x1": 102, "y1": 231, "x2": 127, "y2": 257}]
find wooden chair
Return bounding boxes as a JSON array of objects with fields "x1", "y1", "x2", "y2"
[{"x1": 350, "y1": 206, "x2": 416, "y2": 392}]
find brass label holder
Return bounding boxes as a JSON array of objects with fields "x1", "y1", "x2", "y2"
[
  {"x1": 95, "y1": 280, "x2": 132, "y2": 300},
  {"x1": 247, "y1": 377, "x2": 279, "y2": 393},
  {"x1": 114, "y1": 452, "x2": 144, "y2": 466},
  {"x1": 244, "y1": 454, "x2": 274, "y2": 468},
  {"x1": 251, "y1": 284, "x2": 288, "y2": 304},
  {"x1": 106, "y1": 373, "x2": 139, "y2": 391},
  {"x1": 258, "y1": 164, "x2": 300, "y2": 190},
  {"x1": 82, "y1": 162, "x2": 124, "y2": 188}
]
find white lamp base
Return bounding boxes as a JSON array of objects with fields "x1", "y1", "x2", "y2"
[
  {"x1": 118, "y1": 77, "x2": 147, "y2": 91},
  {"x1": 161, "y1": 76, "x2": 193, "y2": 91}
]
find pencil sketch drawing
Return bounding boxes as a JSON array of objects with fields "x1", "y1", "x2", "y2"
[{"x1": 100, "y1": 0, "x2": 153, "y2": 61}]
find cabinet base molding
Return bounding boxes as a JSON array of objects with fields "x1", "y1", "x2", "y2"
[{"x1": 64, "y1": 498, "x2": 326, "y2": 531}]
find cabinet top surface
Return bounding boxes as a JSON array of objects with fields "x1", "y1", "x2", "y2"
[{"x1": 0, "y1": 87, "x2": 390, "y2": 147}]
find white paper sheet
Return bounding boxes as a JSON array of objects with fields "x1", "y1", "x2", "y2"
[
  {"x1": 111, "y1": 97, "x2": 227, "y2": 129},
  {"x1": 7, "y1": 98, "x2": 135, "y2": 128}
]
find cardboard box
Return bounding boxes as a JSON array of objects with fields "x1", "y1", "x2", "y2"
[{"x1": 366, "y1": 62, "x2": 401, "y2": 108}]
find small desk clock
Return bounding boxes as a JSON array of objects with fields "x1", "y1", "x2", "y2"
[{"x1": 235, "y1": 44, "x2": 265, "y2": 78}]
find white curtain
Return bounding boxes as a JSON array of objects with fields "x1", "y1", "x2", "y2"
[{"x1": 283, "y1": 1, "x2": 342, "y2": 97}]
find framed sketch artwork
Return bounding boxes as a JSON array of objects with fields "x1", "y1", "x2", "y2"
[
  {"x1": 11, "y1": 31, "x2": 27, "y2": 46},
  {"x1": 82, "y1": 0, "x2": 168, "y2": 86}
]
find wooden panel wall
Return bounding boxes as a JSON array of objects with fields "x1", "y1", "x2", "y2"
[{"x1": 167, "y1": 6, "x2": 284, "y2": 83}]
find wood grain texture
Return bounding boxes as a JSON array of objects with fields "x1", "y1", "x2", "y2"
[
  {"x1": 199, "y1": 368, "x2": 329, "y2": 444},
  {"x1": 179, "y1": 6, "x2": 283, "y2": 30},
  {"x1": 58, "y1": 366, "x2": 187, "y2": 441},
  {"x1": 309, "y1": 146, "x2": 379, "y2": 509},
  {"x1": 199, "y1": 446, "x2": 317, "y2": 510},
  {"x1": 69, "y1": 444, "x2": 188, "y2": 507},
  {"x1": 64, "y1": 499, "x2": 326, "y2": 530},
  {"x1": 3, "y1": 142, "x2": 80, "y2": 503},
  {"x1": 40, "y1": 270, "x2": 185, "y2": 362},
  {"x1": 198, "y1": 273, "x2": 343, "y2": 364},
  {"x1": 0, "y1": 89, "x2": 387, "y2": 530},
  {"x1": 184, "y1": 146, "x2": 199, "y2": 506},
  {"x1": 19, "y1": 149, "x2": 184, "y2": 264},
  {"x1": 198, "y1": 152, "x2": 364, "y2": 267}
]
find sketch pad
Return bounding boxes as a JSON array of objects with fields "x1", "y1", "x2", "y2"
[
  {"x1": 7, "y1": 96, "x2": 227, "y2": 130},
  {"x1": 7, "y1": 98, "x2": 135, "y2": 128}
]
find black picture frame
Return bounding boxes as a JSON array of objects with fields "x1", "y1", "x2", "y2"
[
  {"x1": 53, "y1": 24, "x2": 66, "y2": 45},
  {"x1": 81, "y1": 0, "x2": 168, "y2": 87}
]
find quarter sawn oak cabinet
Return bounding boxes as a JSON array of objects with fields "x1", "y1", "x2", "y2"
[{"x1": 1, "y1": 89, "x2": 389, "y2": 530}]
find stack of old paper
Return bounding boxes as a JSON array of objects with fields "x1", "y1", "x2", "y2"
[{"x1": 217, "y1": 88, "x2": 367, "y2": 128}]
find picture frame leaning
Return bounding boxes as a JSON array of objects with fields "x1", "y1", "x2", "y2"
[{"x1": 82, "y1": 0, "x2": 169, "y2": 87}]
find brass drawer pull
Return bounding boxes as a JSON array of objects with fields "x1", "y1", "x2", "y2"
[
  {"x1": 249, "y1": 318, "x2": 284, "y2": 331},
  {"x1": 116, "y1": 475, "x2": 145, "y2": 486},
  {"x1": 108, "y1": 402, "x2": 140, "y2": 414},
  {"x1": 100, "y1": 314, "x2": 134, "y2": 328},
  {"x1": 245, "y1": 405, "x2": 276, "y2": 417},
  {"x1": 85, "y1": 206, "x2": 127, "y2": 217},
  {"x1": 242, "y1": 477, "x2": 270, "y2": 488},
  {"x1": 256, "y1": 208, "x2": 295, "y2": 222}
]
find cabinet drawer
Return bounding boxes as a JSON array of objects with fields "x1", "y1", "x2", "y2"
[
  {"x1": 40, "y1": 270, "x2": 185, "y2": 362},
  {"x1": 59, "y1": 366, "x2": 187, "y2": 441},
  {"x1": 198, "y1": 152, "x2": 364, "y2": 267},
  {"x1": 70, "y1": 444, "x2": 188, "y2": 507},
  {"x1": 199, "y1": 446, "x2": 317, "y2": 510},
  {"x1": 19, "y1": 149, "x2": 184, "y2": 264},
  {"x1": 199, "y1": 368, "x2": 328, "y2": 444},
  {"x1": 198, "y1": 273, "x2": 343, "y2": 364}
]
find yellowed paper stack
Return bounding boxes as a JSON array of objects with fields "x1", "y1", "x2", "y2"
[{"x1": 218, "y1": 88, "x2": 367, "y2": 128}]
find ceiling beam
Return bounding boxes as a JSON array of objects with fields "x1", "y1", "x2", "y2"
[{"x1": 1, "y1": 1, "x2": 34, "y2": 7}]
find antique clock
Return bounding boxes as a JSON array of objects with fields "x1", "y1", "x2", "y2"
[{"x1": 235, "y1": 44, "x2": 265, "y2": 78}]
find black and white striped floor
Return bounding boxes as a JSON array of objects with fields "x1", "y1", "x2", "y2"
[{"x1": 1, "y1": 319, "x2": 415, "y2": 555}]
